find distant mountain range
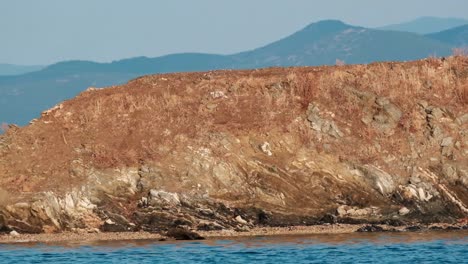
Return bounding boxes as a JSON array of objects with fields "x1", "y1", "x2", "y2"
[
  {"x1": 235, "y1": 20, "x2": 451, "y2": 68},
  {"x1": 426, "y1": 24, "x2": 468, "y2": 46},
  {"x1": 0, "y1": 19, "x2": 466, "y2": 126},
  {"x1": 0, "y1": 64, "x2": 44, "y2": 76},
  {"x1": 378, "y1": 16, "x2": 468, "y2": 34}
]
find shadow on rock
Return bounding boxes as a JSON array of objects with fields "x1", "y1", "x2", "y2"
[
  {"x1": 166, "y1": 227, "x2": 205, "y2": 240},
  {"x1": 356, "y1": 225, "x2": 385, "y2": 232}
]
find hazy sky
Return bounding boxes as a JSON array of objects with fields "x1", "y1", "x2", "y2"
[{"x1": 2, "y1": 0, "x2": 468, "y2": 65}]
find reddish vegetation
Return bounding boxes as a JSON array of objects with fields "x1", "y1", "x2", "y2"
[
  {"x1": 0, "y1": 57, "x2": 467, "y2": 234},
  {"x1": 2, "y1": 57, "x2": 467, "y2": 192}
]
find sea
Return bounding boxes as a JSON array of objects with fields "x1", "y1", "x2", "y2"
[{"x1": 0, "y1": 231, "x2": 466, "y2": 263}]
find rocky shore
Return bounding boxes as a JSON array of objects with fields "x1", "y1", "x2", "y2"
[
  {"x1": 1, "y1": 223, "x2": 467, "y2": 244},
  {"x1": 0, "y1": 56, "x2": 467, "y2": 238}
]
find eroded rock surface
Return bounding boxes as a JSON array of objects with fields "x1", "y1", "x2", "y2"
[{"x1": 0, "y1": 57, "x2": 467, "y2": 234}]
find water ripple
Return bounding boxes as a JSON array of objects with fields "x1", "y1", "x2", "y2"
[{"x1": 0, "y1": 232, "x2": 466, "y2": 263}]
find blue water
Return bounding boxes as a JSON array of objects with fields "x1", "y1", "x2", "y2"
[{"x1": 0, "y1": 231, "x2": 467, "y2": 263}]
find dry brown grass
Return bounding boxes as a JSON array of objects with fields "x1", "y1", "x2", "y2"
[
  {"x1": 291, "y1": 72, "x2": 317, "y2": 108},
  {"x1": 456, "y1": 83, "x2": 468, "y2": 105},
  {"x1": 1, "y1": 57, "x2": 467, "y2": 195},
  {"x1": 0, "y1": 188, "x2": 11, "y2": 206}
]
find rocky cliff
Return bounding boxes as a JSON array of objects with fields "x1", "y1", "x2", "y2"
[{"x1": 0, "y1": 57, "x2": 467, "y2": 234}]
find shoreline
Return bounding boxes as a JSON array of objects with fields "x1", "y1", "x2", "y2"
[{"x1": 1, "y1": 223, "x2": 466, "y2": 245}]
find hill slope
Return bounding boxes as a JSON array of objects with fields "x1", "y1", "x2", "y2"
[
  {"x1": 0, "y1": 57, "x2": 467, "y2": 234},
  {"x1": 0, "y1": 54, "x2": 235, "y2": 126},
  {"x1": 426, "y1": 24, "x2": 468, "y2": 47},
  {"x1": 0, "y1": 20, "x2": 455, "y2": 127},
  {"x1": 235, "y1": 20, "x2": 452, "y2": 68},
  {"x1": 378, "y1": 17, "x2": 468, "y2": 34}
]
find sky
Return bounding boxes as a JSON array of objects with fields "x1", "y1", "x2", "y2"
[{"x1": 1, "y1": 0, "x2": 468, "y2": 65}]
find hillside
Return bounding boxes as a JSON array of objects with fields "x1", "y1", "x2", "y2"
[
  {"x1": 378, "y1": 17, "x2": 468, "y2": 34},
  {"x1": 235, "y1": 20, "x2": 452, "y2": 68},
  {"x1": 0, "y1": 57, "x2": 467, "y2": 234},
  {"x1": 426, "y1": 24, "x2": 468, "y2": 47},
  {"x1": 0, "y1": 54, "x2": 234, "y2": 126},
  {"x1": 0, "y1": 20, "x2": 455, "y2": 127}
]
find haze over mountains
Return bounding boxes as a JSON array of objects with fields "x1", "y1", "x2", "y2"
[
  {"x1": 0, "y1": 64, "x2": 44, "y2": 76},
  {"x1": 378, "y1": 16, "x2": 468, "y2": 34},
  {"x1": 1, "y1": 19, "x2": 467, "y2": 126}
]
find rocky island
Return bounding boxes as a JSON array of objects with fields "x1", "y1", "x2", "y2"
[{"x1": 0, "y1": 56, "x2": 467, "y2": 241}]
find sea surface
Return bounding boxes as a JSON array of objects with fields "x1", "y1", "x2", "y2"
[{"x1": 0, "y1": 231, "x2": 467, "y2": 263}]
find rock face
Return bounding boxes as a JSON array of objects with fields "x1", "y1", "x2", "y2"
[
  {"x1": 0, "y1": 57, "x2": 467, "y2": 234},
  {"x1": 358, "y1": 165, "x2": 396, "y2": 196}
]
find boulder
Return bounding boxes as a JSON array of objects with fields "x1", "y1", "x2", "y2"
[
  {"x1": 149, "y1": 190, "x2": 181, "y2": 206},
  {"x1": 359, "y1": 165, "x2": 396, "y2": 195},
  {"x1": 356, "y1": 225, "x2": 384, "y2": 232},
  {"x1": 383, "y1": 103, "x2": 402, "y2": 121},
  {"x1": 196, "y1": 208, "x2": 215, "y2": 217},
  {"x1": 320, "y1": 214, "x2": 337, "y2": 224},
  {"x1": 101, "y1": 221, "x2": 129, "y2": 232},
  {"x1": 197, "y1": 221, "x2": 225, "y2": 231},
  {"x1": 440, "y1": 137, "x2": 453, "y2": 147},
  {"x1": 235, "y1": 215, "x2": 248, "y2": 225},
  {"x1": 259, "y1": 142, "x2": 273, "y2": 156},
  {"x1": 400, "y1": 184, "x2": 434, "y2": 202},
  {"x1": 9, "y1": 230, "x2": 20, "y2": 237},
  {"x1": 337, "y1": 205, "x2": 348, "y2": 217},
  {"x1": 399, "y1": 207, "x2": 410, "y2": 216},
  {"x1": 430, "y1": 108, "x2": 444, "y2": 120},
  {"x1": 456, "y1": 113, "x2": 468, "y2": 125},
  {"x1": 306, "y1": 103, "x2": 342, "y2": 137},
  {"x1": 364, "y1": 97, "x2": 402, "y2": 133},
  {"x1": 405, "y1": 225, "x2": 423, "y2": 232}
]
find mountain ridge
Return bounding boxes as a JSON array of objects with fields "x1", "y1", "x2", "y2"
[
  {"x1": 426, "y1": 24, "x2": 468, "y2": 47},
  {"x1": 378, "y1": 16, "x2": 468, "y2": 34}
]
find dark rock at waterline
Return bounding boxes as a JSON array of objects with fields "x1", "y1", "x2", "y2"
[
  {"x1": 166, "y1": 228, "x2": 205, "y2": 240},
  {"x1": 320, "y1": 214, "x2": 338, "y2": 224},
  {"x1": 197, "y1": 221, "x2": 225, "y2": 231},
  {"x1": 425, "y1": 225, "x2": 468, "y2": 231},
  {"x1": 379, "y1": 219, "x2": 405, "y2": 226},
  {"x1": 356, "y1": 225, "x2": 384, "y2": 232},
  {"x1": 0, "y1": 225, "x2": 12, "y2": 234},
  {"x1": 101, "y1": 221, "x2": 131, "y2": 232},
  {"x1": 0, "y1": 215, "x2": 12, "y2": 234},
  {"x1": 257, "y1": 211, "x2": 271, "y2": 225},
  {"x1": 405, "y1": 225, "x2": 423, "y2": 232},
  {"x1": 445, "y1": 226, "x2": 462, "y2": 231},
  {"x1": 172, "y1": 217, "x2": 194, "y2": 227},
  {"x1": 338, "y1": 217, "x2": 368, "y2": 225}
]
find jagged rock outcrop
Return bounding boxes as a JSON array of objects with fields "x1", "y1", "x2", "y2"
[{"x1": 0, "y1": 56, "x2": 467, "y2": 234}]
